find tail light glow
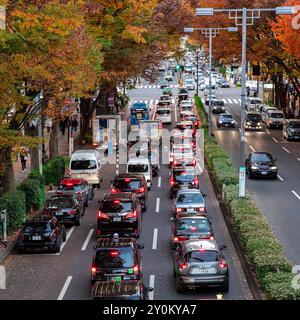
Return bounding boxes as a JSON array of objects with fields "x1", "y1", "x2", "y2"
[
  {"x1": 173, "y1": 237, "x2": 179, "y2": 242},
  {"x1": 98, "y1": 211, "x2": 109, "y2": 219},
  {"x1": 133, "y1": 265, "x2": 139, "y2": 273},
  {"x1": 114, "y1": 200, "x2": 120, "y2": 204},
  {"x1": 110, "y1": 251, "x2": 119, "y2": 257},
  {"x1": 176, "y1": 208, "x2": 182, "y2": 213},
  {"x1": 91, "y1": 266, "x2": 97, "y2": 274},
  {"x1": 126, "y1": 210, "x2": 137, "y2": 219},
  {"x1": 179, "y1": 262, "x2": 188, "y2": 270},
  {"x1": 111, "y1": 188, "x2": 119, "y2": 193},
  {"x1": 219, "y1": 259, "x2": 228, "y2": 269},
  {"x1": 136, "y1": 187, "x2": 145, "y2": 193},
  {"x1": 67, "y1": 209, "x2": 77, "y2": 215}
]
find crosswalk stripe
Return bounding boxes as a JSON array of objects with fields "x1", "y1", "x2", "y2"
[
  {"x1": 222, "y1": 99, "x2": 226, "y2": 103},
  {"x1": 227, "y1": 98, "x2": 233, "y2": 104},
  {"x1": 238, "y1": 99, "x2": 241, "y2": 103},
  {"x1": 233, "y1": 99, "x2": 238, "y2": 104}
]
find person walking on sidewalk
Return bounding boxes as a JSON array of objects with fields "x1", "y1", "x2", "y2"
[
  {"x1": 59, "y1": 118, "x2": 67, "y2": 136},
  {"x1": 71, "y1": 115, "x2": 78, "y2": 133},
  {"x1": 20, "y1": 148, "x2": 28, "y2": 174}
]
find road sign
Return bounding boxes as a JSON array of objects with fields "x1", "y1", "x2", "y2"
[{"x1": 238, "y1": 166, "x2": 246, "y2": 197}]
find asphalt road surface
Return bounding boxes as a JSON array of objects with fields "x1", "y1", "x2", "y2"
[{"x1": 0, "y1": 72, "x2": 252, "y2": 300}]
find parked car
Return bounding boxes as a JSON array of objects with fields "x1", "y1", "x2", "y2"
[{"x1": 282, "y1": 119, "x2": 300, "y2": 141}]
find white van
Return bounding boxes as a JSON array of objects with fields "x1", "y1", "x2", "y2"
[
  {"x1": 261, "y1": 106, "x2": 278, "y2": 123},
  {"x1": 126, "y1": 157, "x2": 152, "y2": 189},
  {"x1": 69, "y1": 150, "x2": 103, "y2": 187},
  {"x1": 265, "y1": 110, "x2": 285, "y2": 129}
]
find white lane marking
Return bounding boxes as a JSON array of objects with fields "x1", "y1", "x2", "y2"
[
  {"x1": 249, "y1": 145, "x2": 256, "y2": 152},
  {"x1": 57, "y1": 276, "x2": 72, "y2": 300},
  {"x1": 233, "y1": 99, "x2": 238, "y2": 104},
  {"x1": 272, "y1": 137, "x2": 278, "y2": 143},
  {"x1": 116, "y1": 169, "x2": 119, "y2": 175},
  {"x1": 116, "y1": 164, "x2": 119, "y2": 168},
  {"x1": 174, "y1": 102, "x2": 177, "y2": 122},
  {"x1": 148, "y1": 86, "x2": 152, "y2": 88},
  {"x1": 158, "y1": 177, "x2": 161, "y2": 188},
  {"x1": 144, "y1": 100, "x2": 148, "y2": 104},
  {"x1": 144, "y1": 85, "x2": 148, "y2": 88},
  {"x1": 58, "y1": 226, "x2": 75, "y2": 255},
  {"x1": 292, "y1": 190, "x2": 300, "y2": 200},
  {"x1": 238, "y1": 99, "x2": 241, "y2": 103},
  {"x1": 155, "y1": 198, "x2": 160, "y2": 213},
  {"x1": 152, "y1": 228, "x2": 158, "y2": 250},
  {"x1": 277, "y1": 174, "x2": 284, "y2": 181},
  {"x1": 244, "y1": 137, "x2": 248, "y2": 142},
  {"x1": 282, "y1": 147, "x2": 290, "y2": 154},
  {"x1": 81, "y1": 229, "x2": 94, "y2": 251},
  {"x1": 297, "y1": 158, "x2": 300, "y2": 162},
  {"x1": 149, "y1": 275, "x2": 155, "y2": 300},
  {"x1": 266, "y1": 129, "x2": 270, "y2": 134},
  {"x1": 227, "y1": 98, "x2": 233, "y2": 104},
  {"x1": 222, "y1": 99, "x2": 226, "y2": 103}
]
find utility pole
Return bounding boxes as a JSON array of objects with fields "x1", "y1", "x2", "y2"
[
  {"x1": 196, "y1": 50, "x2": 199, "y2": 96},
  {"x1": 208, "y1": 29, "x2": 212, "y2": 137}
]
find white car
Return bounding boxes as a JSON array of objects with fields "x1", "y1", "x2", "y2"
[
  {"x1": 165, "y1": 72, "x2": 174, "y2": 81},
  {"x1": 169, "y1": 144, "x2": 194, "y2": 167},
  {"x1": 126, "y1": 157, "x2": 152, "y2": 189},
  {"x1": 155, "y1": 106, "x2": 172, "y2": 124},
  {"x1": 200, "y1": 83, "x2": 206, "y2": 91},
  {"x1": 185, "y1": 79, "x2": 195, "y2": 91}
]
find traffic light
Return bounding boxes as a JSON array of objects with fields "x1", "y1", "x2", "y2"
[{"x1": 176, "y1": 65, "x2": 180, "y2": 71}]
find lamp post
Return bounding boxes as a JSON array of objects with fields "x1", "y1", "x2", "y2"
[
  {"x1": 184, "y1": 27, "x2": 238, "y2": 137},
  {"x1": 195, "y1": 6, "x2": 296, "y2": 197}
]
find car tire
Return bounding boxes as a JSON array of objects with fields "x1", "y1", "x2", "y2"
[
  {"x1": 85, "y1": 199, "x2": 89, "y2": 208},
  {"x1": 221, "y1": 277, "x2": 229, "y2": 292},
  {"x1": 82, "y1": 207, "x2": 85, "y2": 216},
  {"x1": 17, "y1": 247, "x2": 24, "y2": 254},
  {"x1": 272, "y1": 173, "x2": 278, "y2": 180},
  {"x1": 175, "y1": 278, "x2": 185, "y2": 293},
  {"x1": 62, "y1": 228, "x2": 67, "y2": 242},
  {"x1": 75, "y1": 216, "x2": 81, "y2": 226}
]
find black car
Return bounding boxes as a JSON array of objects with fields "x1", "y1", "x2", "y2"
[
  {"x1": 217, "y1": 113, "x2": 235, "y2": 128},
  {"x1": 90, "y1": 280, "x2": 152, "y2": 300},
  {"x1": 244, "y1": 111, "x2": 263, "y2": 131},
  {"x1": 91, "y1": 234, "x2": 144, "y2": 284},
  {"x1": 160, "y1": 81, "x2": 168, "y2": 89},
  {"x1": 171, "y1": 215, "x2": 214, "y2": 249},
  {"x1": 16, "y1": 215, "x2": 66, "y2": 253},
  {"x1": 245, "y1": 152, "x2": 278, "y2": 179},
  {"x1": 98, "y1": 193, "x2": 142, "y2": 238},
  {"x1": 170, "y1": 167, "x2": 199, "y2": 198},
  {"x1": 219, "y1": 81, "x2": 230, "y2": 88},
  {"x1": 44, "y1": 195, "x2": 84, "y2": 226},
  {"x1": 178, "y1": 88, "x2": 189, "y2": 101},
  {"x1": 111, "y1": 173, "x2": 148, "y2": 210},
  {"x1": 211, "y1": 101, "x2": 225, "y2": 114}
]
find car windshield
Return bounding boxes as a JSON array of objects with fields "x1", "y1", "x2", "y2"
[
  {"x1": 174, "y1": 171, "x2": 195, "y2": 182},
  {"x1": 186, "y1": 250, "x2": 219, "y2": 262},
  {"x1": 156, "y1": 109, "x2": 170, "y2": 115},
  {"x1": 251, "y1": 153, "x2": 272, "y2": 162},
  {"x1": 160, "y1": 96, "x2": 169, "y2": 101},
  {"x1": 185, "y1": 80, "x2": 193, "y2": 84},
  {"x1": 71, "y1": 160, "x2": 97, "y2": 170},
  {"x1": 221, "y1": 115, "x2": 232, "y2": 119},
  {"x1": 176, "y1": 124, "x2": 193, "y2": 130},
  {"x1": 176, "y1": 219, "x2": 210, "y2": 232},
  {"x1": 179, "y1": 89, "x2": 188, "y2": 94},
  {"x1": 246, "y1": 114, "x2": 262, "y2": 121},
  {"x1": 24, "y1": 222, "x2": 51, "y2": 233},
  {"x1": 177, "y1": 193, "x2": 204, "y2": 203},
  {"x1": 289, "y1": 122, "x2": 300, "y2": 128},
  {"x1": 128, "y1": 164, "x2": 148, "y2": 173},
  {"x1": 47, "y1": 198, "x2": 74, "y2": 209},
  {"x1": 102, "y1": 201, "x2": 133, "y2": 213},
  {"x1": 58, "y1": 184, "x2": 82, "y2": 191},
  {"x1": 250, "y1": 99, "x2": 261, "y2": 104},
  {"x1": 113, "y1": 180, "x2": 142, "y2": 190},
  {"x1": 95, "y1": 248, "x2": 134, "y2": 268},
  {"x1": 270, "y1": 113, "x2": 284, "y2": 118},
  {"x1": 184, "y1": 116, "x2": 197, "y2": 121}
]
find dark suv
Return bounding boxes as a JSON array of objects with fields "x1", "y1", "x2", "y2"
[
  {"x1": 44, "y1": 194, "x2": 84, "y2": 226},
  {"x1": 111, "y1": 173, "x2": 148, "y2": 210},
  {"x1": 98, "y1": 193, "x2": 142, "y2": 238},
  {"x1": 16, "y1": 215, "x2": 66, "y2": 253},
  {"x1": 90, "y1": 280, "x2": 152, "y2": 300},
  {"x1": 244, "y1": 111, "x2": 263, "y2": 131},
  {"x1": 91, "y1": 234, "x2": 144, "y2": 284},
  {"x1": 170, "y1": 167, "x2": 199, "y2": 198}
]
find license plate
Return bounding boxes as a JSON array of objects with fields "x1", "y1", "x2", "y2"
[
  {"x1": 32, "y1": 236, "x2": 41, "y2": 241},
  {"x1": 224, "y1": 124, "x2": 229, "y2": 126},
  {"x1": 261, "y1": 171, "x2": 268, "y2": 175},
  {"x1": 55, "y1": 212, "x2": 64, "y2": 216},
  {"x1": 113, "y1": 217, "x2": 122, "y2": 222},
  {"x1": 187, "y1": 209, "x2": 194, "y2": 213},
  {"x1": 190, "y1": 267, "x2": 216, "y2": 274}
]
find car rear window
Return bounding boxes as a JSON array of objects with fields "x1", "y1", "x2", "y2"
[
  {"x1": 24, "y1": 222, "x2": 51, "y2": 233},
  {"x1": 176, "y1": 219, "x2": 210, "y2": 232},
  {"x1": 47, "y1": 198, "x2": 74, "y2": 209},
  {"x1": 71, "y1": 160, "x2": 97, "y2": 170},
  {"x1": 58, "y1": 184, "x2": 82, "y2": 191},
  {"x1": 128, "y1": 164, "x2": 148, "y2": 173},
  {"x1": 156, "y1": 109, "x2": 171, "y2": 115},
  {"x1": 270, "y1": 113, "x2": 284, "y2": 118},
  {"x1": 186, "y1": 250, "x2": 219, "y2": 262},
  {"x1": 177, "y1": 193, "x2": 203, "y2": 203},
  {"x1": 102, "y1": 201, "x2": 133, "y2": 213},
  {"x1": 173, "y1": 171, "x2": 195, "y2": 182},
  {"x1": 95, "y1": 248, "x2": 134, "y2": 268},
  {"x1": 113, "y1": 179, "x2": 142, "y2": 190},
  {"x1": 173, "y1": 147, "x2": 192, "y2": 154}
]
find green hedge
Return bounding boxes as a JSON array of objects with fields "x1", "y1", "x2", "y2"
[
  {"x1": 211, "y1": 158, "x2": 238, "y2": 192},
  {"x1": 194, "y1": 95, "x2": 208, "y2": 128},
  {"x1": 17, "y1": 177, "x2": 45, "y2": 212},
  {"x1": 0, "y1": 191, "x2": 26, "y2": 233},
  {"x1": 43, "y1": 156, "x2": 66, "y2": 185}
]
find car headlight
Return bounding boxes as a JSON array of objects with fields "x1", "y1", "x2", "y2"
[
  {"x1": 231, "y1": 120, "x2": 235, "y2": 124},
  {"x1": 247, "y1": 122, "x2": 251, "y2": 125},
  {"x1": 270, "y1": 166, "x2": 277, "y2": 170},
  {"x1": 251, "y1": 165, "x2": 259, "y2": 170},
  {"x1": 257, "y1": 122, "x2": 261, "y2": 126},
  {"x1": 218, "y1": 120, "x2": 223, "y2": 124}
]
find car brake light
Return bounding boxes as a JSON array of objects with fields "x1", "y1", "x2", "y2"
[
  {"x1": 110, "y1": 251, "x2": 119, "y2": 257},
  {"x1": 196, "y1": 207, "x2": 206, "y2": 212},
  {"x1": 66, "y1": 183, "x2": 73, "y2": 186},
  {"x1": 179, "y1": 262, "x2": 188, "y2": 270},
  {"x1": 192, "y1": 159, "x2": 196, "y2": 165},
  {"x1": 114, "y1": 200, "x2": 120, "y2": 204},
  {"x1": 91, "y1": 266, "x2": 97, "y2": 274},
  {"x1": 199, "y1": 248, "x2": 206, "y2": 252},
  {"x1": 18, "y1": 232, "x2": 24, "y2": 241},
  {"x1": 190, "y1": 227, "x2": 197, "y2": 232},
  {"x1": 176, "y1": 208, "x2": 182, "y2": 213},
  {"x1": 125, "y1": 178, "x2": 131, "y2": 182},
  {"x1": 170, "y1": 179, "x2": 175, "y2": 186},
  {"x1": 133, "y1": 265, "x2": 139, "y2": 273},
  {"x1": 111, "y1": 188, "x2": 118, "y2": 193},
  {"x1": 98, "y1": 211, "x2": 109, "y2": 219},
  {"x1": 67, "y1": 209, "x2": 77, "y2": 215},
  {"x1": 126, "y1": 210, "x2": 137, "y2": 219},
  {"x1": 173, "y1": 237, "x2": 179, "y2": 242},
  {"x1": 219, "y1": 259, "x2": 227, "y2": 269},
  {"x1": 136, "y1": 187, "x2": 145, "y2": 193}
]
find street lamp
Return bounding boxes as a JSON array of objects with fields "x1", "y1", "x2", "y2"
[
  {"x1": 195, "y1": 6, "x2": 296, "y2": 197},
  {"x1": 184, "y1": 27, "x2": 238, "y2": 137}
]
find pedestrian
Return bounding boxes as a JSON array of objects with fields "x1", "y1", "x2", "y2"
[
  {"x1": 71, "y1": 116, "x2": 78, "y2": 133},
  {"x1": 59, "y1": 118, "x2": 66, "y2": 135},
  {"x1": 20, "y1": 148, "x2": 28, "y2": 173}
]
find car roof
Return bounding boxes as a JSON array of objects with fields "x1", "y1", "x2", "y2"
[
  {"x1": 176, "y1": 121, "x2": 193, "y2": 125},
  {"x1": 95, "y1": 237, "x2": 135, "y2": 248},
  {"x1": 91, "y1": 281, "x2": 142, "y2": 298},
  {"x1": 219, "y1": 113, "x2": 232, "y2": 116},
  {"x1": 172, "y1": 167, "x2": 196, "y2": 173},
  {"x1": 183, "y1": 239, "x2": 219, "y2": 252},
  {"x1": 60, "y1": 178, "x2": 85, "y2": 185},
  {"x1": 103, "y1": 193, "x2": 136, "y2": 201},
  {"x1": 127, "y1": 157, "x2": 150, "y2": 164},
  {"x1": 177, "y1": 188, "x2": 202, "y2": 194},
  {"x1": 115, "y1": 173, "x2": 145, "y2": 180},
  {"x1": 286, "y1": 119, "x2": 300, "y2": 123},
  {"x1": 73, "y1": 149, "x2": 97, "y2": 154},
  {"x1": 246, "y1": 111, "x2": 261, "y2": 115}
]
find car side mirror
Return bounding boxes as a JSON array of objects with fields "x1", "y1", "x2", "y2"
[
  {"x1": 138, "y1": 244, "x2": 144, "y2": 249},
  {"x1": 220, "y1": 245, "x2": 227, "y2": 250},
  {"x1": 202, "y1": 193, "x2": 207, "y2": 197}
]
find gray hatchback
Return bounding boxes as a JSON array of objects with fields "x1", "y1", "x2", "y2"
[{"x1": 173, "y1": 239, "x2": 229, "y2": 293}]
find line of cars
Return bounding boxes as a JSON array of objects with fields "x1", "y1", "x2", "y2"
[{"x1": 167, "y1": 92, "x2": 229, "y2": 293}]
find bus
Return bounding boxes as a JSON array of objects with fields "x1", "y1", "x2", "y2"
[{"x1": 130, "y1": 102, "x2": 150, "y2": 131}]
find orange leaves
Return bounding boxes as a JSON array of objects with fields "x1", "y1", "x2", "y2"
[{"x1": 122, "y1": 25, "x2": 147, "y2": 43}]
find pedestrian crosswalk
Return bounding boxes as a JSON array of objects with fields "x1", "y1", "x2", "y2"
[
  {"x1": 201, "y1": 98, "x2": 242, "y2": 105},
  {"x1": 131, "y1": 99, "x2": 176, "y2": 105},
  {"x1": 135, "y1": 84, "x2": 180, "y2": 89}
]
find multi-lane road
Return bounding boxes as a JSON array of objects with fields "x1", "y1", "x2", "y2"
[
  {"x1": 0, "y1": 73, "x2": 253, "y2": 300},
  {"x1": 201, "y1": 85, "x2": 300, "y2": 267}
]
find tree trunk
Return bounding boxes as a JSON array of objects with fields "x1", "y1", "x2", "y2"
[
  {"x1": 80, "y1": 98, "x2": 93, "y2": 143},
  {"x1": 49, "y1": 121, "x2": 59, "y2": 159},
  {"x1": 25, "y1": 124, "x2": 39, "y2": 170},
  {"x1": 1, "y1": 147, "x2": 16, "y2": 193}
]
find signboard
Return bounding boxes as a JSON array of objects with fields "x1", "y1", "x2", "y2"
[{"x1": 238, "y1": 166, "x2": 246, "y2": 197}]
